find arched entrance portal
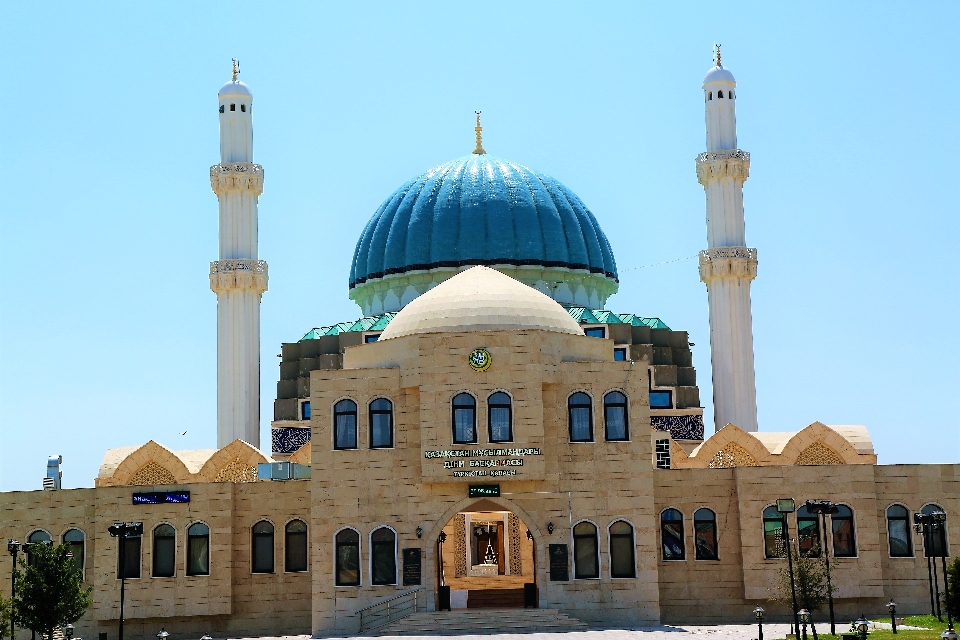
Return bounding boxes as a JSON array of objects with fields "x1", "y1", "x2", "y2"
[{"x1": 436, "y1": 499, "x2": 537, "y2": 609}]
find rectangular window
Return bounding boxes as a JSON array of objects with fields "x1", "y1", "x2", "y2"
[
  {"x1": 301, "y1": 401, "x2": 311, "y2": 420},
  {"x1": 364, "y1": 334, "x2": 380, "y2": 343},
  {"x1": 655, "y1": 439, "x2": 671, "y2": 469},
  {"x1": 650, "y1": 390, "x2": 672, "y2": 409},
  {"x1": 832, "y1": 518, "x2": 856, "y2": 557},
  {"x1": 584, "y1": 327, "x2": 605, "y2": 338},
  {"x1": 613, "y1": 347, "x2": 627, "y2": 361},
  {"x1": 118, "y1": 537, "x2": 141, "y2": 579}
]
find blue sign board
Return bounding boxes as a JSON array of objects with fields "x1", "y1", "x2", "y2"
[{"x1": 132, "y1": 491, "x2": 190, "y2": 505}]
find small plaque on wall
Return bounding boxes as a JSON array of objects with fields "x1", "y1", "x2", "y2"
[
  {"x1": 548, "y1": 544, "x2": 569, "y2": 581},
  {"x1": 402, "y1": 548, "x2": 422, "y2": 586}
]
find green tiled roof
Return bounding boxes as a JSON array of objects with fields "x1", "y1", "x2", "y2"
[{"x1": 300, "y1": 309, "x2": 667, "y2": 341}]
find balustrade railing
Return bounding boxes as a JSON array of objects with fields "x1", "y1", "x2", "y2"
[{"x1": 356, "y1": 588, "x2": 423, "y2": 633}]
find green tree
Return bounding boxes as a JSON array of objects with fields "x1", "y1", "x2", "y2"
[
  {"x1": 773, "y1": 542, "x2": 835, "y2": 640},
  {"x1": 946, "y1": 556, "x2": 960, "y2": 621},
  {"x1": 14, "y1": 543, "x2": 92, "y2": 640},
  {"x1": 0, "y1": 595, "x2": 13, "y2": 640}
]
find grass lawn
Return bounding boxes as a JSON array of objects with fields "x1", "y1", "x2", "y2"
[{"x1": 772, "y1": 615, "x2": 954, "y2": 640}]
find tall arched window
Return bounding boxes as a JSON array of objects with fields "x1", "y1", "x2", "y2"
[
  {"x1": 718, "y1": 90, "x2": 724, "y2": 98},
  {"x1": 114, "y1": 528, "x2": 141, "y2": 579},
  {"x1": 886, "y1": 505, "x2": 913, "y2": 557},
  {"x1": 573, "y1": 521, "x2": 599, "y2": 579},
  {"x1": 26, "y1": 530, "x2": 51, "y2": 566},
  {"x1": 335, "y1": 528, "x2": 361, "y2": 586},
  {"x1": 187, "y1": 523, "x2": 210, "y2": 576},
  {"x1": 603, "y1": 391, "x2": 628, "y2": 441},
  {"x1": 609, "y1": 521, "x2": 635, "y2": 578},
  {"x1": 334, "y1": 399, "x2": 358, "y2": 449},
  {"x1": 252, "y1": 521, "x2": 275, "y2": 573},
  {"x1": 660, "y1": 509, "x2": 685, "y2": 560},
  {"x1": 831, "y1": 505, "x2": 856, "y2": 557},
  {"x1": 371, "y1": 527, "x2": 397, "y2": 585},
  {"x1": 694, "y1": 508, "x2": 718, "y2": 560},
  {"x1": 488, "y1": 392, "x2": 512, "y2": 442},
  {"x1": 152, "y1": 524, "x2": 176, "y2": 577},
  {"x1": 285, "y1": 520, "x2": 308, "y2": 572},
  {"x1": 452, "y1": 393, "x2": 477, "y2": 444},
  {"x1": 568, "y1": 392, "x2": 593, "y2": 442},
  {"x1": 796, "y1": 505, "x2": 821, "y2": 557},
  {"x1": 763, "y1": 506, "x2": 786, "y2": 558},
  {"x1": 369, "y1": 398, "x2": 393, "y2": 448},
  {"x1": 922, "y1": 504, "x2": 948, "y2": 557},
  {"x1": 63, "y1": 529, "x2": 85, "y2": 574}
]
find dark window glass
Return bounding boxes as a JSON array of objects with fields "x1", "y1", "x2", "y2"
[
  {"x1": 252, "y1": 521, "x2": 274, "y2": 573},
  {"x1": 922, "y1": 504, "x2": 948, "y2": 557},
  {"x1": 63, "y1": 529, "x2": 85, "y2": 574},
  {"x1": 718, "y1": 90, "x2": 724, "y2": 98},
  {"x1": 241, "y1": 104, "x2": 246, "y2": 112},
  {"x1": 694, "y1": 508, "x2": 718, "y2": 560},
  {"x1": 584, "y1": 327, "x2": 605, "y2": 338},
  {"x1": 371, "y1": 527, "x2": 397, "y2": 585},
  {"x1": 187, "y1": 523, "x2": 210, "y2": 576},
  {"x1": 285, "y1": 520, "x2": 308, "y2": 572},
  {"x1": 334, "y1": 399, "x2": 358, "y2": 449},
  {"x1": 730, "y1": 91, "x2": 735, "y2": 99},
  {"x1": 650, "y1": 390, "x2": 672, "y2": 409},
  {"x1": 573, "y1": 522, "x2": 599, "y2": 579},
  {"x1": 335, "y1": 529, "x2": 360, "y2": 586},
  {"x1": 364, "y1": 334, "x2": 380, "y2": 343},
  {"x1": 301, "y1": 401, "x2": 311, "y2": 420},
  {"x1": 661, "y1": 509, "x2": 685, "y2": 560},
  {"x1": 796, "y1": 506, "x2": 821, "y2": 557},
  {"x1": 26, "y1": 530, "x2": 51, "y2": 566},
  {"x1": 764, "y1": 506, "x2": 786, "y2": 558},
  {"x1": 452, "y1": 393, "x2": 476, "y2": 444},
  {"x1": 488, "y1": 392, "x2": 512, "y2": 442},
  {"x1": 119, "y1": 536, "x2": 141, "y2": 579},
  {"x1": 886, "y1": 505, "x2": 912, "y2": 557},
  {"x1": 219, "y1": 105, "x2": 224, "y2": 113},
  {"x1": 568, "y1": 393, "x2": 593, "y2": 442},
  {"x1": 831, "y1": 505, "x2": 856, "y2": 557},
  {"x1": 604, "y1": 391, "x2": 628, "y2": 441},
  {"x1": 152, "y1": 524, "x2": 175, "y2": 577},
  {"x1": 370, "y1": 398, "x2": 393, "y2": 448},
  {"x1": 230, "y1": 104, "x2": 236, "y2": 111},
  {"x1": 709, "y1": 92, "x2": 713, "y2": 100},
  {"x1": 614, "y1": 347, "x2": 627, "y2": 361},
  {"x1": 609, "y1": 521, "x2": 635, "y2": 578}
]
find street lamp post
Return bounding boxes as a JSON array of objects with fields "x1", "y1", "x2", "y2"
[
  {"x1": 887, "y1": 600, "x2": 897, "y2": 634},
  {"x1": 855, "y1": 615, "x2": 869, "y2": 640},
  {"x1": 931, "y1": 512, "x2": 955, "y2": 633},
  {"x1": 754, "y1": 606, "x2": 765, "y2": 640},
  {"x1": 7, "y1": 540, "x2": 20, "y2": 640},
  {"x1": 917, "y1": 519, "x2": 939, "y2": 619},
  {"x1": 64, "y1": 624, "x2": 75, "y2": 640},
  {"x1": 806, "y1": 500, "x2": 839, "y2": 635},
  {"x1": 777, "y1": 499, "x2": 801, "y2": 636},
  {"x1": 108, "y1": 522, "x2": 143, "y2": 640},
  {"x1": 798, "y1": 609, "x2": 810, "y2": 640},
  {"x1": 156, "y1": 629, "x2": 170, "y2": 640}
]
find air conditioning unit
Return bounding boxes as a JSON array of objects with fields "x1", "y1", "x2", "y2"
[{"x1": 257, "y1": 462, "x2": 311, "y2": 481}]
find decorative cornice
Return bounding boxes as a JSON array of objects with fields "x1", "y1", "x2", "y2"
[
  {"x1": 696, "y1": 149, "x2": 750, "y2": 185},
  {"x1": 210, "y1": 162, "x2": 264, "y2": 196},
  {"x1": 699, "y1": 247, "x2": 757, "y2": 282},
  {"x1": 210, "y1": 259, "x2": 268, "y2": 294}
]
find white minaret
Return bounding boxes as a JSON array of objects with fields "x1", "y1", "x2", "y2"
[
  {"x1": 697, "y1": 48, "x2": 759, "y2": 433},
  {"x1": 209, "y1": 61, "x2": 268, "y2": 448}
]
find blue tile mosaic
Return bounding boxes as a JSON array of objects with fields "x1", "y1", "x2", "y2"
[
  {"x1": 651, "y1": 415, "x2": 704, "y2": 440},
  {"x1": 272, "y1": 426, "x2": 311, "y2": 454}
]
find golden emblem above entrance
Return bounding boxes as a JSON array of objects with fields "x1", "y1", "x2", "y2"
[{"x1": 468, "y1": 348, "x2": 492, "y2": 372}]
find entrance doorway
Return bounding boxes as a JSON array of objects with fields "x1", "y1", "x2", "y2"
[{"x1": 437, "y1": 504, "x2": 536, "y2": 609}]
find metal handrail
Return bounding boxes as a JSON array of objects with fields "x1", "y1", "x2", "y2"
[{"x1": 357, "y1": 588, "x2": 422, "y2": 633}]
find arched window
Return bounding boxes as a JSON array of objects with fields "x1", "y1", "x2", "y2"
[
  {"x1": 152, "y1": 524, "x2": 176, "y2": 577},
  {"x1": 922, "y1": 504, "x2": 948, "y2": 557},
  {"x1": 369, "y1": 398, "x2": 393, "y2": 448},
  {"x1": 886, "y1": 505, "x2": 913, "y2": 557},
  {"x1": 573, "y1": 521, "x2": 599, "y2": 579},
  {"x1": 187, "y1": 523, "x2": 210, "y2": 576},
  {"x1": 831, "y1": 505, "x2": 856, "y2": 557},
  {"x1": 219, "y1": 105, "x2": 224, "y2": 113},
  {"x1": 335, "y1": 528, "x2": 360, "y2": 586},
  {"x1": 26, "y1": 530, "x2": 51, "y2": 566},
  {"x1": 371, "y1": 527, "x2": 397, "y2": 585},
  {"x1": 568, "y1": 392, "x2": 593, "y2": 442},
  {"x1": 708, "y1": 92, "x2": 713, "y2": 100},
  {"x1": 796, "y1": 505, "x2": 821, "y2": 557},
  {"x1": 718, "y1": 90, "x2": 724, "y2": 98},
  {"x1": 763, "y1": 506, "x2": 786, "y2": 558},
  {"x1": 241, "y1": 104, "x2": 246, "y2": 112},
  {"x1": 114, "y1": 528, "x2": 141, "y2": 579},
  {"x1": 603, "y1": 391, "x2": 628, "y2": 441},
  {"x1": 452, "y1": 393, "x2": 477, "y2": 444},
  {"x1": 285, "y1": 520, "x2": 308, "y2": 572},
  {"x1": 252, "y1": 521, "x2": 274, "y2": 573},
  {"x1": 334, "y1": 399, "x2": 358, "y2": 449},
  {"x1": 229, "y1": 103, "x2": 236, "y2": 111},
  {"x1": 63, "y1": 529, "x2": 85, "y2": 574},
  {"x1": 609, "y1": 521, "x2": 635, "y2": 578},
  {"x1": 488, "y1": 392, "x2": 513, "y2": 442},
  {"x1": 694, "y1": 508, "x2": 718, "y2": 560},
  {"x1": 730, "y1": 90, "x2": 735, "y2": 99},
  {"x1": 660, "y1": 509, "x2": 685, "y2": 560}
]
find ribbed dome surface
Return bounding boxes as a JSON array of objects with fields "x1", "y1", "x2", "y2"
[
  {"x1": 349, "y1": 154, "x2": 618, "y2": 289},
  {"x1": 379, "y1": 266, "x2": 585, "y2": 340}
]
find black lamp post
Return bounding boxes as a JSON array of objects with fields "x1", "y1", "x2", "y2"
[
  {"x1": 777, "y1": 498, "x2": 801, "y2": 635},
  {"x1": 931, "y1": 512, "x2": 955, "y2": 633},
  {"x1": 806, "y1": 500, "x2": 839, "y2": 635},
  {"x1": 108, "y1": 522, "x2": 143, "y2": 640},
  {"x1": 753, "y1": 606, "x2": 765, "y2": 640},
  {"x1": 64, "y1": 624, "x2": 75, "y2": 640},
  {"x1": 915, "y1": 513, "x2": 942, "y2": 620},
  {"x1": 7, "y1": 540, "x2": 19, "y2": 640},
  {"x1": 798, "y1": 609, "x2": 810, "y2": 640},
  {"x1": 855, "y1": 615, "x2": 869, "y2": 640},
  {"x1": 887, "y1": 600, "x2": 897, "y2": 634},
  {"x1": 156, "y1": 628, "x2": 170, "y2": 640}
]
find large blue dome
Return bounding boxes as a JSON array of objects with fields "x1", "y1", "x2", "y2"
[{"x1": 349, "y1": 154, "x2": 618, "y2": 290}]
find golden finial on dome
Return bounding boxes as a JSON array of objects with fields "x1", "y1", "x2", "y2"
[
  {"x1": 714, "y1": 44, "x2": 721, "y2": 67},
  {"x1": 473, "y1": 111, "x2": 486, "y2": 155},
  {"x1": 232, "y1": 58, "x2": 240, "y2": 81}
]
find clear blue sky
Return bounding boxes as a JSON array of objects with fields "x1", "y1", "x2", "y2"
[{"x1": 1, "y1": 2, "x2": 957, "y2": 491}]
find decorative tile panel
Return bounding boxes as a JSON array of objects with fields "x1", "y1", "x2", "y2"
[
  {"x1": 655, "y1": 439, "x2": 672, "y2": 470},
  {"x1": 272, "y1": 426, "x2": 311, "y2": 454},
  {"x1": 508, "y1": 513, "x2": 522, "y2": 575},
  {"x1": 454, "y1": 514, "x2": 467, "y2": 577},
  {"x1": 651, "y1": 414, "x2": 704, "y2": 440}
]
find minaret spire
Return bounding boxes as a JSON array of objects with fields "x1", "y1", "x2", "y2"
[
  {"x1": 210, "y1": 64, "x2": 268, "y2": 448},
  {"x1": 696, "y1": 52, "x2": 759, "y2": 433},
  {"x1": 472, "y1": 111, "x2": 486, "y2": 155}
]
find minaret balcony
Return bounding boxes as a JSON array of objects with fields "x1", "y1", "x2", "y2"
[
  {"x1": 210, "y1": 259, "x2": 268, "y2": 294},
  {"x1": 210, "y1": 162, "x2": 264, "y2": 195},
  {"x1": 698, "y1": 247, "x2": 757, "y2": 282},
  {"x1": 696, "y1": 149, "x2": 750, "y2": 185}
]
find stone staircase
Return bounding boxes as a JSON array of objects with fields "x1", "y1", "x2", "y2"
[{"x1": 372, "y1": 608, "x2": 589, "y2": 636}]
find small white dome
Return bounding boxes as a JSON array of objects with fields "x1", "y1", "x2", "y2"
[
  {"x1": 703, "y1": 65, "x2": 736, "y2": 86},
  {"x1": 379, "y1": 266, "x2": 585, "y2": 340},
  {"x1": 219, "y1": 80, "x2": 252, "y2": 98}
]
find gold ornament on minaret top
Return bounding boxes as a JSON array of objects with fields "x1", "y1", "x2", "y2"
[
  {"x1": 232, "y1": 58, "x2": 240, "y2": 81},
  {"x1": 473, "y1": 111, "x2": 486, "y2": 155},
  {"x1": 714, "y1": 44, "x2": 721, "y2": 67}
]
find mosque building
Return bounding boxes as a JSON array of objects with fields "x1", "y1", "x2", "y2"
[{"x1": 1, "y1": 53, "x2": 956, "y2": 639}]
